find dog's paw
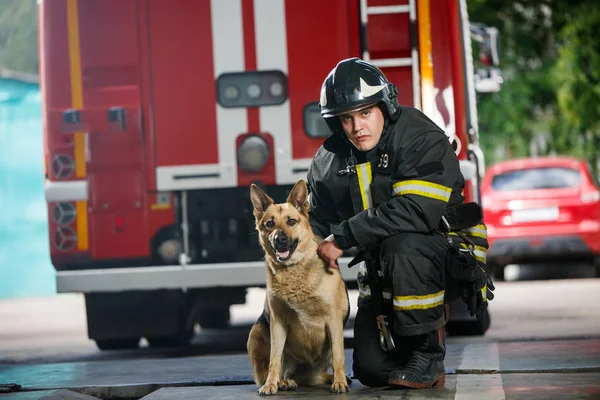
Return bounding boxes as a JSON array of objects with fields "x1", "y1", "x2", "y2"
[
  {"x1": 331, "y1": 380, "x2": 350, "y2": 393},
  {"x1": 321, "y1": 373, "x2": 334, "y2": 384},
  {"x1": 257, "y1": 382, "x2": 278, "y2": 396},
  {"x1": 278, "y1": 379, "x2": 298, "y2": 391}
]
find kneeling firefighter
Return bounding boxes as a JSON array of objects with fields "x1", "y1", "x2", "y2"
[{"x1": 307, "y1": 58, "x2": 494, "y2": 389}]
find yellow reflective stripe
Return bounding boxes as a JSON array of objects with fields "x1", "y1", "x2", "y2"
[
  {"x1": 393, "y1": 290, "x2": 445, "y2": 310},
  {"x1": 460, "y1": 243, "x2": 487, "y2": 263},
  {"x1": 393, "y1": 180, "x2": 451, "y2": 202},
  {"x1": 463, "y1": 224, "x2": 488, "y2": 239},
  {"x1": 481, "y1": 284, "x2": 487, "y2": 302},
  {"x1": 356, "y1": 162, "x2": 373, "y2": 210}
]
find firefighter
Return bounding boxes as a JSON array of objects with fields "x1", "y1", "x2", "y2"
[{"x1": 307, "y1": 57, "x2": 493, "y2": 389}]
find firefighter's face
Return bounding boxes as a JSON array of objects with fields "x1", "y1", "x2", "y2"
[{"x1": 339, "y1": 105, "x2": 384, "y2": 152}]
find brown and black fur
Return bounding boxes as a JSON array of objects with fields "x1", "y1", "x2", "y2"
[{"x1": 247, "y1": 179, "x2": 351, "y2": 396}]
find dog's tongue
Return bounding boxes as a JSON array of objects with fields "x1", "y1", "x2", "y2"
[{"x1": 277, "y1": 250, "x2": 290, "y2": 259}]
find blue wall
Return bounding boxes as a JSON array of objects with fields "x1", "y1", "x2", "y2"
[{"x1": 0, "y1": 77, "x2": 55, "y2": 299}]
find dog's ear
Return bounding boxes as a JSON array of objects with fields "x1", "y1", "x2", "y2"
[
  {"x1": 250, "y1": 184, "x2": 274, "y2": 217},
  {"x1": 287, "y1": 179, "x2": 309, "y2": 215}
]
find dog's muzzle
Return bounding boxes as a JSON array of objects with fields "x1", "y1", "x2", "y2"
[{"x1": 271, "y1": 231, "x2": 298, "y2": 262}]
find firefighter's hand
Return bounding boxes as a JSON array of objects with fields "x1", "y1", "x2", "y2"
[
  {"x1": 462, "y1": 266, "x2": 495, "y2": 320},
  {"x1": 318, "y1": 239, "x2": 343, "y2": 270}
]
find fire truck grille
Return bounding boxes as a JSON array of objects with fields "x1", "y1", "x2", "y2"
[{"x1": 185, "y1": 185, "x2": 295, "y2": 264}]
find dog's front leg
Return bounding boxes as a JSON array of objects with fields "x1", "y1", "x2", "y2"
[
  {"x1": 327, "y1": 321, "x2": 350, "y2": 393},
  {"x1": 258, "y1": 317, "x2": 287, "y2": 396}
]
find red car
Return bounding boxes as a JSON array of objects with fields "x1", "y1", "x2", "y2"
[{"x1": 481, "y1": 156, "x2": 600, "y2": 279}]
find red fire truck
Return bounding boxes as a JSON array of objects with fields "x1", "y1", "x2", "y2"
[{"x1": 40, "y1": 0, "x2": 501, "y2": 349}]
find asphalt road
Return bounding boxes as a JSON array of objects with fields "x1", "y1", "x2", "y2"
[{"x1": 1, "y1": 267, "x2": 599, "y2": 399}]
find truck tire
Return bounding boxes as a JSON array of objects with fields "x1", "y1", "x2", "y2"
[
  {"x1": 491, "y1": 263, "x2": 505, "y2": 281},
  {"x1": 147, "y1": 329, "x2": 194, "y2": 348},
  {"x1": 95, "y1": 338, "x2": 140, "y2": 350},
  {"x1": 445, "y1": 308, "x2": 491, "y2": 337},
  {"x1": 198, "y1": 306, "x2": 230, "y2": 329}
]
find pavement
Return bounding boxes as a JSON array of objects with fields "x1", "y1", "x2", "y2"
[
  {"x1": 2, "y1": 279, "x2": 600, "y2": 399},
  {"x1": 1, "y1": 338, "x2": 600, "y2": 399}
]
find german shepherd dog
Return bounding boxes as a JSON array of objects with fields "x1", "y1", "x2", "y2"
[{"x1": 247, "y1": 179, "x2": 350, "y2": 395}]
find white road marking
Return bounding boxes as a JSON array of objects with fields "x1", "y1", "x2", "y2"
[{"x1": 455, "y1": 342, "x2": 505, "y2": 399}]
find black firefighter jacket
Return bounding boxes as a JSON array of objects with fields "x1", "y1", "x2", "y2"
[{"x1": 307, "y1": 105, "x2": 466, "y2": 251}]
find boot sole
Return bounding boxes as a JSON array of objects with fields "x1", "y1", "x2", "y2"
[{"x1": 388, "y1": 373, "x2": 446, "y2": 389}]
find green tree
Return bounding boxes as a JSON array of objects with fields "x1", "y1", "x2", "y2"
[
  {"x1": 553, "y1": 4, "x2": 600, "y2": 169},
  {"x1": 467, "y1": 0, "x2": 600, "y2": 172},
  {"x1": 468, "y1": 0, "x2": 558, "y2": 164},
  {"x1": 0, "y1": 0, "x2": 38, "y2": 74}
]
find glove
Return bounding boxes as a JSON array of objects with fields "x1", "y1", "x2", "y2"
[{"x1": 461, "y1": 264, "x2": 495, "y2": 320}]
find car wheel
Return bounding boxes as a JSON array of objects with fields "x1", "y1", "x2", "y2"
[
  {"x1": 147, "y1": 329, "x2": 194, "y2": 348},
  {"x1": 492, "y1": 264, "x2": 505, "y2": 281}
]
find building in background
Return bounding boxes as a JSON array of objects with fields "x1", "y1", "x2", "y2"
[{"x1": 0, "y1": 69, "x2": 54, "y2": 298}]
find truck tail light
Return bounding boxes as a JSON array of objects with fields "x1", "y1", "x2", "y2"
[
  {"x1": 53, "y1": 227, "x2": 77, "y2": 251},
  {"x1": 51, "y1": 154, "x2": 75, "y2": 179},
  {"x1": 53, "y1": 202, "x2": 76, "y2": 225}
]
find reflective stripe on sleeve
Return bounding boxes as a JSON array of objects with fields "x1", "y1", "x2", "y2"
[
  {"x1": 393, "y1": 180, "x2": 451, "y2": 202},
  {"x1": 460, "y1": 243, "x2": 487, "y2": 263},
  {"x1": 393, "y1": 290, "x2": 445, "y2": 310},
  {"x1": 463, "y1": 224, "x2": 487, "y2": 239},
  {"x1": 481, "y1": 284, "x2": 487, "y2": 302}
]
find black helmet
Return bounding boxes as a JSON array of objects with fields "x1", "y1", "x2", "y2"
[{"x1": 319, "y1": 57, "x2": 400, "y2": 135}]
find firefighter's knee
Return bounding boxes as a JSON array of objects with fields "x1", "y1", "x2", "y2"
[
  {"x1": 353, "y1": 362, "x2": 389, "y2": 387},
  {"x1": 379, "y1": 232, "x2": 447, "y2": 279}
]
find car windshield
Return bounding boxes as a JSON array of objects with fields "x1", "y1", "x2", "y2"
[{"x1": 491, "y1": 167, "x2": 581, "y2": 191}]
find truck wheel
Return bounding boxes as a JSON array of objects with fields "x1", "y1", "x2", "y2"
[
  {"x1": 95, "y1": 338, "x2": 140, "y2": 350},
  {"x1": 147, "y1": 329, "x2": 194, "y2": 348},
  {"x1": 445, "y1": 308, "x2": 491, "y2": 337},
  {"x1": 198, "y1": 306, "x2": 231, "y2": 329},
  {"x1": 492, "y1": 264, "x2": 505, "y2": 281}
]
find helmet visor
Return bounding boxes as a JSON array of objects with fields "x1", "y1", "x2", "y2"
[{"x1": 321, "y1": 100, "x2": 379, "y2": 118}]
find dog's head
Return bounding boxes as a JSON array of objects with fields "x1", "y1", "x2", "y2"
[{"x1": 250, "y1": 179, "x2": 314, "y2": 266}]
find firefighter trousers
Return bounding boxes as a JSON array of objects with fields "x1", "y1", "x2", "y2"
[{"x1": 353, "y1": 232, "x2": 459, "y2": 386}]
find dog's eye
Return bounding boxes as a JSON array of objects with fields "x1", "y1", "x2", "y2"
[
  {"x1": 287, "y1": 219, "x2": 297, "y2": 227},
  {"x1": 265, "y1": 220, "x2": 275, "y2": 229}
]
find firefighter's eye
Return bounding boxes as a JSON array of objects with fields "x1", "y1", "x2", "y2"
[
  {"x1": 265, "y1": 220, "x2": 275, "y2": 229},
  {"x1": 287, "y1": 219, "x2": 297, "y2": 227}
]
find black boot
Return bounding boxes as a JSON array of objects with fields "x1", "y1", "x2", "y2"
[{"x1": 388, "y1": 328, "x2": 446, "y2": 388}]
